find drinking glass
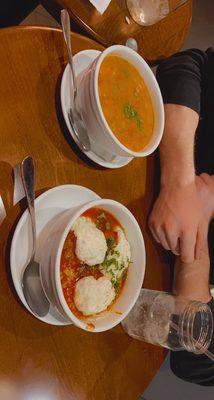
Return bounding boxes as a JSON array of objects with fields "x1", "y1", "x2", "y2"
[
  {"x1": 122, "y1": 289, "x2": 213, "y2": 354},
  {"x1": 126, "y1": 0, "x2": 188, "y2": 26}
]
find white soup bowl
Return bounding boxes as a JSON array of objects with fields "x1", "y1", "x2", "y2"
[
  {"x1": 40, "y1": 198, "x2": 146, "y2": 332},
  {"x1": 76, "y1": 44, "x2": 164, "y2": 158}
]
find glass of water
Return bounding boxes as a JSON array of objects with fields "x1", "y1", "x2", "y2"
[
  {"x1": 126, "y1": 0, "x2": 188, "y2": 26},
  {"x1": 122, "y1": 289, "x2": 213, "y2": 354}
]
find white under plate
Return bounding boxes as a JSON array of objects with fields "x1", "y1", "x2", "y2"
[
  {"x1": 60, "y1": 49, "x2": 133, "y2": 169},
  {"x1": 10, "y1": 184, "x2": 100, "y2": 325}
]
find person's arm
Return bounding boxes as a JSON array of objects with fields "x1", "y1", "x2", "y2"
[
  {"x1": 171, "y1": 250, "x2": 214, "y2": 386},
  {"x1": 149, "y1": 49, "x2": 208, "y2": 263},
  {"x1": 173, "y1": 172, "x2": 214, "y2": 302},
  {"x1": 173, "y1": 250, "x2": 211, "y2": 304},
  {"x1": 171, "y1": 176, "x2": 214, "y2": 386}
]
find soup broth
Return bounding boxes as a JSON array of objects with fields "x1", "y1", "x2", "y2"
[{"x1": 98, "y1": 55, "x2": 154, "y2": 152}]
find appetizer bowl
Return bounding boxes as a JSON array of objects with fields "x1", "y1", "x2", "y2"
[
  {"x1": 76, "y1": 44, "x2": 164, "y2": 158},
  {"x1": 40, "y1": 198, "x2": 145, "y2": 332}
]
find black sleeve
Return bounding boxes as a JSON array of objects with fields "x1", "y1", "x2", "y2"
[
  {"x1": 170, "y1": 298, "x2": 214, "y2": 386},
  {"x1": 156, "y1": 49, "x2": 208, "y2": 115}
]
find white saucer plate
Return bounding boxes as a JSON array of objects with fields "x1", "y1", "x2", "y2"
[
  {"x1": 10, "y1": 184, "x2": 100, "y2": 325},
  {"x1": 60, "y1": 49, "x2": 133, "y2": 169}
]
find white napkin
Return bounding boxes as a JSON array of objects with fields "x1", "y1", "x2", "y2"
[{"x1": 89, "y1": 0, "x2": 111, "y2": 14}]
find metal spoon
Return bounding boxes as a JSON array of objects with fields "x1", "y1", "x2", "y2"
[
  {"x1": 61, "y1": 9, "x2": 91, "y2": 152},
  {"x1": 21, "y1": 156, "x2": 50, "y2": 317}
]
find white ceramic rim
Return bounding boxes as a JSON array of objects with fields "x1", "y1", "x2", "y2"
[
  {"x1": 94, "y1": 44, "x2": 164, "y2": 157},
  {"x1": 54, "y1": 198, "x2": 145, "y2": 332}
]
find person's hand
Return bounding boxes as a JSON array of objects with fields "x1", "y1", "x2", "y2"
[
  {"x1": 149, "y1": 180, "x2": 208, "y2": 263},
  {"x1": 172, "y1": 174, "x2": 214, "y2": 304},
  {"x1": 196, "y1": 173, "x2": 214, "y2": 221}
]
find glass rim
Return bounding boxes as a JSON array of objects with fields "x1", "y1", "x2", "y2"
[{"x1": 180, "y1": 301, "x2": 213, "y2": 354}]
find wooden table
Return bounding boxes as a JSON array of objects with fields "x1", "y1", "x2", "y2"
[
  {"x1": 42, "y1": 0, "x2": 192, "y2": 64},
  {"x1": 0, "y1": 26, "x2": 169, "y2": 400}
]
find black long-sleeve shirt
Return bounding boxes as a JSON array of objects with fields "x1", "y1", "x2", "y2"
[{"x1": 156, "y1": 48, "x2": 214, "y2": 386}]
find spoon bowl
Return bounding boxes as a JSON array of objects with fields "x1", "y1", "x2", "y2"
[{"x1": 22, "y1": 260, "x2": 49, "y2": 317}]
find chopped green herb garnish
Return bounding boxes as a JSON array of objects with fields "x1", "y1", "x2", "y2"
[
  {"x1": 79, "y1": 264, "x2": 100, "y2": 274},
  {"x1": 96, "y1": 221, "x2": 102, "y2": 230},
  {"x1": 105, "y1": 222, "x2": 111, "y2": 231},
  {"x1": 97, "y1": 212, "x2": 106, "y2": 220},
  {"x1": 135, "y1": 114, "x2": 143, "y2": 129},
  {"x1": 102, "y1": 258, "x2": 118, "y2": 268},
  {"x1": 119, "y1": 261, "x2": 125, "y2": 271},
  {"x1": 90, "y1": 265, "x2": 99, "y2": 273},
  {"x1": 107, "y1": 236, "x2": 115, "y2": 249},
  {"x1": 113, "y1": 280, "x2": 120, "y2": 292},
  {"x1": 123, "y1": 103, "x2": 144, "y2": 131},
  {"x1": 79, "y1": 264, "x2": 87, "y2": 274},
  {"x1": 107, "y1": 248, "x2": 120, "y2": 257},
  {"x1": 124, "y1": 103, "x2": 136, "y2": 118},
  {"x1": 112, "y1": 270, "x2": 127, "y2": 293}
]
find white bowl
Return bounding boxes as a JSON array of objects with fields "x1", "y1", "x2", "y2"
[
  {"x1": 40, "y1": 199, "x2": 145, "y2": 332},
  {"x1": 76, "y1": 44, "x2": 164, "y2": 158}
]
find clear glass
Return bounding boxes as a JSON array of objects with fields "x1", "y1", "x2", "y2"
[
  {"x1": 126, "y1": 0, "x2": 188, "y2": 26},
  {"x1": 122, "y1": 289, "x2": 213, "y2": 354}
]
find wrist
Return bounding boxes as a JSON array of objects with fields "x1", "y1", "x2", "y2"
[
  {"x1": 160, "y1": 167, "x2": 195, "y2": 188},
  {"x1": 173, "y1": 256, "x2": 211, "y2": 303},
  {"x1": 159, "y1": 146, "x2": 195, "y2": 188}
]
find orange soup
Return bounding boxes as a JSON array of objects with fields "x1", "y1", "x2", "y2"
[{"x1": 98, "y1": 55, "x2": 154, "y2": 152}]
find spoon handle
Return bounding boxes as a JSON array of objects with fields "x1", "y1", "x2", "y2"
[
  {"x1": 21, "y1": 156, "x2": 36, "y2": 261},
  {"x1": 61, "y1": 9, "x2": 77, "y2": 101}
]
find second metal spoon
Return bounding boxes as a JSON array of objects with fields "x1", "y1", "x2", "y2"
[
  {"x1": 61, "y1": 9, "x2": 91, "y2": 152},
  {"x1": 21, "y1": 156, "x2": 50, "y2": 317}
]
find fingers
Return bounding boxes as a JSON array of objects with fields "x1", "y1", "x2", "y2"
[
  {"x1": 148, "y1": 213, "x2": 161, "y2": 243},
  {"x1": 149, "y1": 214, "x2": 169, "y2": 249},
  {"x1": 157, "y1": 223, "x2": 208, "y2": 262},
  {"x1": 149, "y1": 222, "x2": 169, "y2": 249},
  {"x1": 149, "y1": 225, "x2": 161, "y2": 244},
  {"x1": 164, "y1": 227, "x2": 180, "y2": 255},
  {"x1": 195, "y1": 222, "x2": 209, "y2": 260},
  {"x1": 180, "y1": 230, "x2": 197, "y2": 263},
  {"x1": 155, "y1": 228, "x2": 171, "y2": 250},
  {"x1": 149, "y1": 221, "x2": 175, "y2": 252},
  {"x1": 149, "y1": 215, "x2": 180, "y2": 254},
  {"x1": 200, "y1": 173, "x2": 212, "y2": 186}
]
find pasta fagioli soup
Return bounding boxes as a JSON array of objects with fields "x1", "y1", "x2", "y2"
[{"x1": 98, "y1": 55, "x2": 154, "y2": 152}]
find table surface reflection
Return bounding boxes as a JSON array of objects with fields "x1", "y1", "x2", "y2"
[{"x1": 42, "y1": 0, "x2": 192, "y2": 64}]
